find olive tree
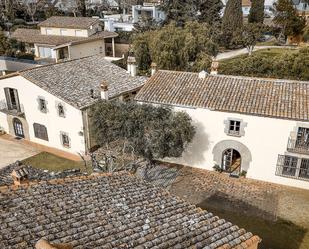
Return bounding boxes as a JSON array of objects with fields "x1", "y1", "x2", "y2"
[{"x1": 90, "y1": 101, "x2": 196, "y2": 171}]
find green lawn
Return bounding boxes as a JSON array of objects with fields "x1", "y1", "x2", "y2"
[
  {"x1": 22, "y1": 152, "x2": 85, "y2": 172},
  {"x1": 197, "y1": 203, "x2": 309, "y2": 249},
  {"x1": 221, "y1": 47, "x2": 299, "y2": 63}
]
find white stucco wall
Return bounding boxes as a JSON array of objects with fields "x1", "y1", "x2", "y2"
[
  {"x1": 40, "y1": 27, "x2": 89, "y2": 37},
  {"x1": 0, "y1": 76, "x2": 86, "y2": 155},
  {"x1": 69, "y1": 40, "x2": 105, "y2": 60},
  {"x1": 40, "y1": 23, "x2": 101, "y2": 37},
  {"x1": 149, "y1": 105, "x2": 309, "y2": 190}
]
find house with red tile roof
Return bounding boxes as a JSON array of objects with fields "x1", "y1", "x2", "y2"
[
  {"x1": 12, "y1": 16, "x2": 119, "y2": 63},
  {"x1": 135, "y1": 70, "x2": 309, "y2": 189},
  {"x1": 0, "y1": 166, "x2": 261, "y2": 249}
]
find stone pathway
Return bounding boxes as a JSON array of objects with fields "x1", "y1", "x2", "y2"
[{"x1": 216, "y1": 45, "x2": 297, "y2": 61}]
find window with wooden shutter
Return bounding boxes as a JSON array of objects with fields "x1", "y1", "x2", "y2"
[{"x1": 33, "y1": 123, "x2": 49, "y2": 141}]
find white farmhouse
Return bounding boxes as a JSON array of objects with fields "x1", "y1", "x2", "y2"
[
  {"x1": 135, "y1": 70, "x2": 309, "y2": 190},
  {"x1": 0, "y1": 55, "x2": 146, "y2": 156},
  {"x1": 11, "y1": 16, "x2": 119, "y2": 62}
]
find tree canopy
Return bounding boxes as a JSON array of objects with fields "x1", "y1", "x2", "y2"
[
  {"x1": 248, "y1": 0, "x2": 265, "y2": 23},
  {"x1": 91, "y1": 101, "x2": 196, "y2": 165},
  {"x1": 132, "y1": 22, "x2": 216, "y2": 72},
  {"x1": 273, "y1": 0, "x2": 306, "y2": 38},
  {"x1": 198, "y1": 0, "x2": 223, "y2": 25},
  {"x1": 219, "y1": 47, "x2": 309, "y2": 81}
]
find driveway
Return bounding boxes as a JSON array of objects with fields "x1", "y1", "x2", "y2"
[
  {"x1": 216, "y1": 45, "x2": 297, "y2": 61},
  {"x1": 0, "y1": 137, "x2": 40, "y2": 168}
]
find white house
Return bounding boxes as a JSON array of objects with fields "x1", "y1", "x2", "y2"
[
  {"x1": 11, "y1": 16, "x2": 119, "y2": 62},
  {"x1": 102, "y1": 14, "x2": 135, "y2": 32},
  {"x1": 0, "y1": 55, "x2": 146, "y2": 156},
  {"x1": 135, "y1": 70, "x2": 309, "y2": 190},
  {"x1": 132, "y1": 1, "x2": 166, "y2": 23}
]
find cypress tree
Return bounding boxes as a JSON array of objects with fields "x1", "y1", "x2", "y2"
[
  {"x1": 222, "y1": 0, "x2": 243, "y2": 32},
  {"x1": 248, "y1": 0, "x2": 265, "y2": 23}
]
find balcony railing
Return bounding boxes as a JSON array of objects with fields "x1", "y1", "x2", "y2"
[
  {"x1": 276, "y1": 154, "x2": 309, "y2": 181},
  {"x1": 0, "y1": 100, "x2": 25, "y2": 117},
  {"x1": 287, "y1": 138, "x2": 309, "y2": 155}
]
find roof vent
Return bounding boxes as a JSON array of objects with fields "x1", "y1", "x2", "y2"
[
  {"x1": 100, "y1": 82, "x2": 109, "y2": 100},
  {"x1": 11, "y1": 165, "x2": 29, "y2": 185},
  {"x1": 198, "y1": 70, "x2": 208, "y2": 79}
]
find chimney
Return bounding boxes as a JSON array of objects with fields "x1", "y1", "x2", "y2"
[
  {"x1": 127, "y1": 56, "x2": 137, "y2": 77},
  {"x1": 35, "y1": 238, "x2": 73, "y2": 249},
  {"x1": 198, "y1": 70, "x2": 208, "y2": 79},
  {"x1": 210, "y1": 60, "x2": 219, "y2": 75},
  {"x1": 151, "y1": 62, "x2": 157, "y2": 76},
  {"x1": 100, "y1": 82, "x2": 109, "y2": 100},
  {"x1": 11, "y1": 166, "x2": 29, "y2": 185}
]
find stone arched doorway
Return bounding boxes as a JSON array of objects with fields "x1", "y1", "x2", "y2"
[
  {"x1": 222, "y1": 148, "x2": 241, "y2": 174},
  {"x1": 213, "y1": 140, "x2": 252, "y2": 174},
  {"x1": 13, "y1": 118, "x2": 24, "y2": 138}
]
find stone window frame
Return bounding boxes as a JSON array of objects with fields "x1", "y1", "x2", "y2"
[
  {"x1": 224, "y1": 118, "x2": 247, "y2": 137},
  {"x1": 37, "y1": 96, "x2": 48, "y2": 113},
  {"x1": 55, "y1": 101, "x2": 66, "y2": 118},
  {"x1": 60, "y1": 131, "x2": 71, "y2": 148}
]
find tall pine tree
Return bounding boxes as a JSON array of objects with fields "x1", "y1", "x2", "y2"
[{"x1": 248, "y1": 0, "x2": 265, "y2": 23}]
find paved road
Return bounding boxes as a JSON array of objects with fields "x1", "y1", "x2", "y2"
[
  {"x1": 0, "y1": 137, "x2": 40, "y2": 168},
  {"x1": 216, "y1": 45, "x2": 297, "y2": 61}
]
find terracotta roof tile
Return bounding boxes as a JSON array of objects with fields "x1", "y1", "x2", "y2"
[
  {"x1": 0, "y1": 173, "x2": 260, "y2": 249},
  {"x1": 12, "y1": 28, "x2": 117, "y2": 46},
  {"x1": 135, "y1": 70, "x2": 309, "y2": 121},
  {"x1": 17, "y1": 55, "x2": 147, "y2": 109},
  {"x1": 38, "y1": 16, "x2": 100, "y2": 29}
]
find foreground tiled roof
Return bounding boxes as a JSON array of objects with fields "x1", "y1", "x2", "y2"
[
  {"x1": 0, "y1": 172, "x2": 260, "y2": 249},
  {"x1": 0, "y1": 162, "x2": 84, "y2": 186},
  {"x1": 17, "y1": 55, "x2": 147, "y2": 109},
  {"x1": 135, "y1": 70, "x2": 309, "y2": 121},
  {"x1": 12, "y1": 28, "x2": 117, "y2": 46},
  {"x1": 38, "y1": 16, "x2": 100, "y2": 29}
]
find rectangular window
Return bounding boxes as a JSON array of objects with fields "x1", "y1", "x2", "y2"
[
  {"x1": 75, "y1": 30, "x2": 83, "y2": 36},
  {"x1": 282, "y1": 155, "x2": 298, "y2": 177},
  {"x1": 38, "y1": 47, "x2": 52, "y2": 58},
  {"x1": 296, "y1": 127, "x2": 309, "y2": 149},
  {"x1": 57, "y1": 103, "x2": 65, "y2": 117},
  {"x1": 46, "y1": 28, "x2": 52, "y2": 35},
  {"x1": 33, "y1": 123, "x2": 48, "y2": 141},
  {"x1": 61, "y1": 132, "x2": 70, "y2": 148},
  {"x1": 300, "y1": 158, "x2": 309, "y2": 179},
  {"x1": 60, "y1": 29, "x2": 68, "y2": 36},
  {"x1": 38, "y1": 98, "x2": 47, "y2": 113},
  {"x1": 4, "y1": 88, "x2": 20, "y2": 111},
  {"x1": 228, "y1": 120, "x2": 241, "y2": 136}
]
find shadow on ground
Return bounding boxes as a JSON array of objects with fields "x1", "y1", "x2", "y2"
[{"x1": 197, "y1": 192, "x2": 307, "y2": 249}]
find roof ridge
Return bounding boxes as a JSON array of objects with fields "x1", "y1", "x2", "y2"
[
  {"x1": 0, "y1": 172, "x2": 130, "y2": 192},
  {"x1": 157, "y1": 69, "x2": 309, "y2": 84},
  {"x1": 18, "y1": 54, "x2": 99, "y2": 74}
]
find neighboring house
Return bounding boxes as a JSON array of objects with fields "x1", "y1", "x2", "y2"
[
  {"x1": 132, "y1": 1, "x2": 166, "y2": 23},
  {"x1": 242, "y1": 0, "x2": 251, "y2": 16},
  {"x1": 293, "y1": 0, "x2": 309, "y2": 20},
  {"x1": 0, "y1": 55, "x2": 146, "y2": 156},
  {"x1": 135, "y1": 70, "x2": 309, "y2": 190},
  {"x1": 102, "y1": 14, "x2": 135, "y2": 32},
  {"x1": 11, "y1": 16, "x2": 119, "y2": 62},
  {"x1": 0, "y1": 168, "x2": 261, "y2": 249}
]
